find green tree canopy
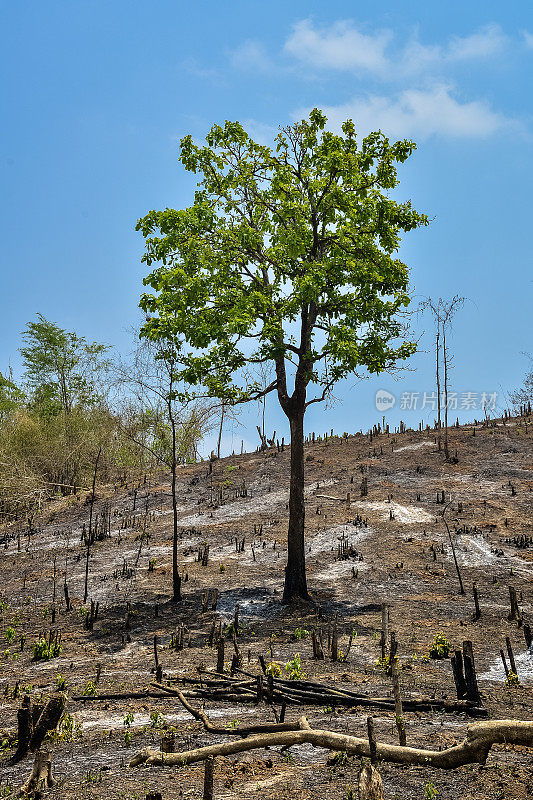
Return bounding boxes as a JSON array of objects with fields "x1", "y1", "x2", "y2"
[
  {"x1": 0, "y1": 370, "x2": 24, "y2": 420},
  {"x1": 20, "y1": 314, "x2": 111, "y2": 416},
  {"x1": 137, "y1": 109, "x2": 428, "y2": 600}
]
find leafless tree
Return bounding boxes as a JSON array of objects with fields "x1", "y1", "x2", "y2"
[
  {"x1": 112, "y1": 334, "x2": 218, "y2": 602},
  {"x1": 423, "y1": 296, "x2": 464, "y2": 458}
]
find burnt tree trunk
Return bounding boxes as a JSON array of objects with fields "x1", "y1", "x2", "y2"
[
  {"x1": 169, "y1": 392, "x2": 181, "y2": 603},
  {"x1": 283, "y1": 409, "x2": 309, "y2": 602}
]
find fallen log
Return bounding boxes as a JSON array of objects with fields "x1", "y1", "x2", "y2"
[
  {"x1": 157, "y1": 675, "x2": 487, "y2": 717},
  {"x1": 131, "y1": 718, "x2": 533, "y2": 770}
]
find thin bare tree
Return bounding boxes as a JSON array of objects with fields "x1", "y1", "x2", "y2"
[
  {"x1": 423, "y1": 296, "x2": 464, "y2": 458},
  {"x1": 112, "y1": 334, "x2": 217, "y2": 602}
]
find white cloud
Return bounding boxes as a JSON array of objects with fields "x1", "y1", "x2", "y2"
[
  {"x1": 282, "y1": 20, "x2": 508, "y2": 78},
  {"x1": 284, "y1": 19, "x2": 392, "y2": 73},
  {"x1": 523, "y1": 31, "x2": 533, "y2": 49},
  {"x1": 302, "y1": 85, "x2": 511, "y2": 141},
  {"x1": 447, "y1": 24, "x2": 507, "y2": 60},
  {"x1": 229, "y1": 40, "x2": 273, "y2": 73},
  {"x1": 240, "y1": 119, "x2": 278, "y2": 146}
]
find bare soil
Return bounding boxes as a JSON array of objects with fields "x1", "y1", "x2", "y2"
[{"x1": 0, "y1": 416, "x2": 532, "y2": 799}]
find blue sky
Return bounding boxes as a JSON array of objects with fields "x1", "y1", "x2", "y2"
[{"x1": 1, "y1": 1, "x2": 532, "y2": 454}]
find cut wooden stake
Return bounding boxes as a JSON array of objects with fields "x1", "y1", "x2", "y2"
[
  {"x1": 367, "y1": 716, "x2": 377, "y2": 765},
  {"x1": 500, "y1": 649, "x2": 509, "y2": 677},
  {"x1": 506, "y1": 637, "x2": 518, "y2": 679},
  {"x1": 203, "y1": 756, "x2": 214, "y2": 800},
  {"x1": 473, "y1": 583, "x2": 481, "y2": 621},
  {"x1": 390, "y1": 644, "x2": 406, "y2": 746}
]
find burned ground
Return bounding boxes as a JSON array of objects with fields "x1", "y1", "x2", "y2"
[{"x1": 0, "y1": 416, "x2": 532, "y2": 799}]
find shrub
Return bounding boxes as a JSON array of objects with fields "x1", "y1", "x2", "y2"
[
  {"x1": 285, "y1": 653, "x2": 305, "y2": 680},
  {"x1": 425, "y1": 781, "x2": 439, "y2": 799},
  {"x1": 265, "y1": 661, "x2": 282, "y2": 677},
  {"x1": 32, "y1": 637, "x2": 62, "y2": 661},
  {"x1": 505, "y1": 670, "x2": 519, "y2": 687},
  {"x1": 149, "y1": 710, "x2": 165, "y2": 728},
  {"x1": 429, "y1": 633, "x2": 451, "y2": 660},
  {"x1": 82, "y1": 680, "x2": 97, "y2": 696}
]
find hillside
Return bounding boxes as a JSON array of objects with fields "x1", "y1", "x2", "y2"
[{"x1": 0, "y1": 412, "x2": 532, "y2": 799}]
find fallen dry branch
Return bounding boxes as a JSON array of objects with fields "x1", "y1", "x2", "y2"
[
  {"x1": 130, "y1": 718, "x2": 533, "y2": 770},
  {"x1": 170, "y1": 687, "x2": 301, "y2": 736},
  {"x1": 158, "y1": 672, "x2": 487, "y2": 717}
]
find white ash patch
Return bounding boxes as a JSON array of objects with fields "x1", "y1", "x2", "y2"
[
  {"x1": 453, "y1": 535, "x2": 533, "y2": 577},
  {"x1": 479, "y1": 647, "x2": 533, "y2": 685},
  {"x1": 286, "y1": 742, "x2": 330, "y2": 763},
  {"x1": 357, "y1": 501, "x2": 434, "y2": 524},
  {"x1": 307, "y1": 523, "x2": 371, "y2": 556},
  {"x1": 451, "y1": 474, "x2": 507, "y2": 494},
  {"x1": 393, "y1": 441, "x2": 434, "y2": 453},
  {"x1": 76, "y1": 705, "x2": 258, "y2": 731},
  {"x1": 215, "y1": 589, "x2": 279, "y2": 624},
  {"x1": 175, "y1": 479, "x2": 339, "y2": 528},
  {"x1": 313, "y1": 560, "x2": 368, "y2": 582},
  {"x1": 242, "y1": 772, "x2": 292, "y2": 792}
]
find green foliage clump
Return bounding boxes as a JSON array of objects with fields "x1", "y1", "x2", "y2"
[
  {"x1": 32, "y1": 637, "x2": 62, "y2": 661},
  {"x1": 424, "y1": 781, "x2": 439, "y2": 799},
  {"x1": 55, "y1": 674, "x2": 66, "y2": 691},
  {"x1": 123, "y1": 711, "x2": 134, "y2": 728},
  {"x1": 505, "y1": 670, "x2": 519, "y2": 687},
  {"x1": 285, "y1": 653, "x2": 305, "y2": 680},
  {"x1": 429, "y1": 633, "x2": 451, "y2": 660},
  {"x1": 82, "y1": 680, "x2": 97, "y2": 696},
  {"x1": 149, "y1": 710, "x2": 165, "y2": 728},
  {"x1": 265, "y1": 661, "x2": 282, "y2": 678}
]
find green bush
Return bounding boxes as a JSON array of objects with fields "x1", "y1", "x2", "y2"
[
  {"x1": 32, "y1": 637, "x2": 62, "y2": 661},
  {"x1": 82, "y1": 680, "x2": 97, "y2": 696},
  {"x1": 285, "y1": 653, "x2": 305, "y2": 680},
  {"x1": 265, "y1": 660, "x2": 282, "y2": 677},
  {"x1": 429, "y1": 633, "x2": 451, "y2": 660}
]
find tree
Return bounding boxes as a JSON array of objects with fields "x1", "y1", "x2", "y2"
[
  {"x1": 423, "y1": 296, "x2": 464, "y2": 458},
  {"x1": 510, "y1": 356, "x2": 533, "y2": 410},
  {"x1": 441, "y1": 296, "x2": 464, "y2": 457},
  {"x1": 113, "y1": 336, "x2": 216, "y2": 601},
  {"x1": 422, "y1": 298, "x2": 444, "y2": 451},
  {"x1": 20, "y1": 314, "x2": 110, "y2": 417},
  {"x1": 137, "y1": 109, "x2": 428, "y2": 601},
  {"x1": 0, "y1": 369, "x2": 24, "y2": 421}
]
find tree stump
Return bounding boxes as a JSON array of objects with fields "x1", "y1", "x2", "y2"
[
  {"x1": 21, "y1": 749, "x2": 56, "y2": 795},
  {"x1": 29, "y1": 694, "x2": 66, "y2": 751},
  {"x1": 358, "y1": 763, "x2": 384, "y2": 800},
  {"x1": 9, "y1": 695, "x2": 33, "y2": 764},
  {"x1": 203, "y1": 756, "x2": 214, "y2": 800}
]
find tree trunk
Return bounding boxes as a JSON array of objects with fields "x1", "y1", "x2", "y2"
[
  {"x1": 216, "y1": 404, "x2": 225, "y2": 460},
  {"x1": 169, "y1": 398, "x2": 181, "y2": 603},
  {"x1": 436, "y1": 324, "x2": 442, "y2": 451},
  {"x1": 443, "y1": 325, "x2": 449, "y2": 459},
  {"x1": 130, "y1": 718, "x2": 533, "y2": 771},
  {"x1": 283, "y1": 410, "x2": 309, "y2": 602}
]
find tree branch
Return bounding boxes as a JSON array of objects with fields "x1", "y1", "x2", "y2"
[{"x1": 131, "y1": 719, "x2": 533, "y2": 770}]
